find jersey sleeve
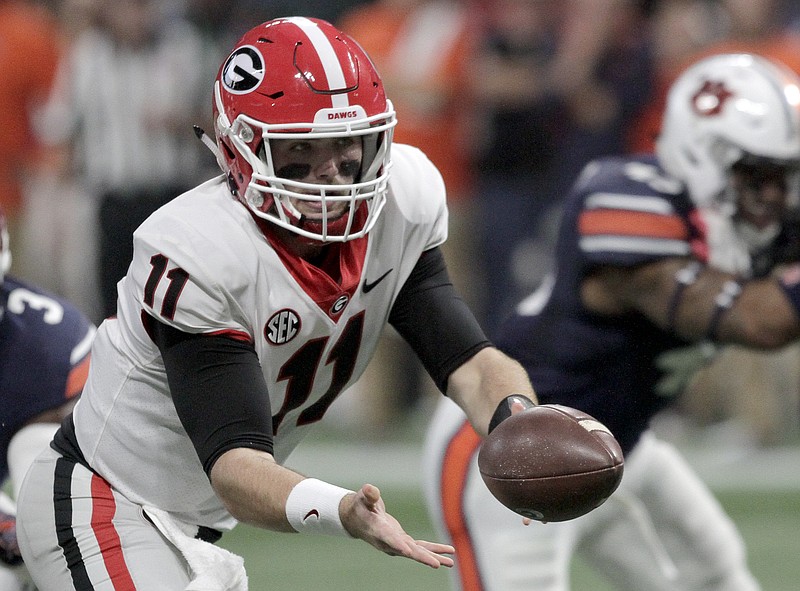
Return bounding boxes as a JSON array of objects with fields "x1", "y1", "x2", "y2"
[
  {"x1": 575, "y1": 158, "x2": 695, "y2": 268},
  {"x1": 0, "y1": 278, "x2": 95, "y2": 481},
  {"x1": 389, "y1": 143, "x2": 449, "y2": 251},
  {"x1": 122, "y1": 213, "x2": 255, "y2": 342}
]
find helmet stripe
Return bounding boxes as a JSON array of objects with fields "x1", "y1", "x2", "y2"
[{"x1": 286, "y1": 17, "x2": 350, "y2": 109}]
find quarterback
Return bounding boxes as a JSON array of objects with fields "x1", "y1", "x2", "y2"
[
  {"x1": 423, "y1": 53, "x2": 800, "y2": 591},
  {"x1": 16, "y1": 17, "x2": 535, "y2": 590}
]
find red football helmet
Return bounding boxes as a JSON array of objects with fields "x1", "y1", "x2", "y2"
[
  {"x1": 0, "y1": 208, "x2": 10, "y2": 285},
  {"x1": 212, "y1": 17, "x2": 396, "y2": 242}
]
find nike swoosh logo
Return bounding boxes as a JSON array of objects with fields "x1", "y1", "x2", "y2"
[
  {"x1": 303, "y1": 509, "x2": 320, "y2": 522},
  {"x1": 362, "y1": 268, "x2": 393, "y2": 293}
]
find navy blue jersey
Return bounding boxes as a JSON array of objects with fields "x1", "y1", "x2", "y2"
[
  {"x1": 495, "y1": 155, "x2": 706, "y2": 454},
  {"x1": 0, "y1": 276, "x2": 94, "y2": 483}
]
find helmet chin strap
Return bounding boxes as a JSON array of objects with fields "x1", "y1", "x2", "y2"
[{"x1": 193, "y1": 125, "x2": 227, "y2": 174}]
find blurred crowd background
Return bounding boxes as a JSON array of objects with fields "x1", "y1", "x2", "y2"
[{"x1": 5, "y1": 0, "x2": 800, "y2": 447}]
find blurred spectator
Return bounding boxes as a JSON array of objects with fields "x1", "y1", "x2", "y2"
[
  {"x1": 626, "y1": 0, "x2": 723, "y2": 153},
  {"x1": 337, "y1": 0, "x2": 482, "y2": 434},
  {"x1": 0, "y1": 0, "x2": 63, "y2": 274},
  {"x1": 10, "y1": 0, "x2": 103, "y2": 319},
  {"x1": 41, "y1": 0, "x2": 209, "y2": 320},
  {"x1": 471, "y1": 0, "x2": 653, "y2": 333}
]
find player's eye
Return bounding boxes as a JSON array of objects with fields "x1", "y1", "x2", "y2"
[{"x1": 334, "y1": 137, "x2": 356, "y2": 150}]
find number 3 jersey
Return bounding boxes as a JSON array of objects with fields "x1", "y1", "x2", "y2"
[
  {"x1": 0, "y1": 277, "x2": 94, "y2": 484},
  {"x1": 65, "y1": 144, "x2": 448, "y2": 529}
]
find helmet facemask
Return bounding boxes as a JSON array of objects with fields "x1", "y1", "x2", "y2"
[
  {"x1": 725, "y1": 153, "x2": 800, "y2": 252},
  {"x1": 246, "y1": 110, "x2": 394, "y2": 243}
]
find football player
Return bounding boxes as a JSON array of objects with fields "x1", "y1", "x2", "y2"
[
  {"x1": 0, "y1": 208, "x2": 95, "y2": 590},
  {"x1": 423, "y1": 53, "x2": 800, "y2": 591},
  {"x1": 16, "y1": 17, "x2": 536, "y2": 590}
]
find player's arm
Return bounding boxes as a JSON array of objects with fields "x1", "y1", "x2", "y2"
[
  {"x1": 390, "y1": 247, "x2": 537, "y2": 436},
  {"x1": 153, "y1": 319, "x2": 454, "y2": 567},
  {"x1": 582, "y1": 257, "x2": 800, "y2": 347},
  {"x1": 6, "y1": 398, "x2": 79, "y2": 500}
]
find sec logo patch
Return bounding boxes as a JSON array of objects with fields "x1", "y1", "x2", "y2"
[{"x1": 265, "y1": 309, "x2": 300, "y2": 345}]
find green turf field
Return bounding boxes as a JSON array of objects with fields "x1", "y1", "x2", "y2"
[{"x1": 218, "y1": 487, "x2": 800, "y2": 590}]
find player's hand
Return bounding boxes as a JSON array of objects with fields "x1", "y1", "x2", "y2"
[
  {"x1": 340, "y1": 483, "x2": 454, "y2": 569},
  {"x1": 0, "y1": 510, "x2": 23, "y2": 566}
]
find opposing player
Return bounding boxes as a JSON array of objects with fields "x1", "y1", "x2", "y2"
[
  {"x1": 0, "y1": 208, "x2": 95, "y2": 590},
  {"x1": 423, "y1": 53, "x2": 800, "y2": 591},
  {"x1": 16, "y1": 17, "x2": 536, "y2": 590}
]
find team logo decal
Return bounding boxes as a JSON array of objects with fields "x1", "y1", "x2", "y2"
[
  {"x1": 691, "y1": 80, "x2": 734, "y2": 117},
  {"x1": 221, "y1": 45, "x2": 265, "y2": 94},
  {"x1": 265, "y1": 309, "x2": 301, "y2": 345},
  {"x1": 330, "y1": 294, "x2": 349, "y2": 315}
]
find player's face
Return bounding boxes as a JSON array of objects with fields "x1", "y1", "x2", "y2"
[
  {"x1": 270, "y1": 137, "x2": 363, "y2": 221},
  {"x1": 731, "y1": 161, "x2": 794, "y2": 230}
]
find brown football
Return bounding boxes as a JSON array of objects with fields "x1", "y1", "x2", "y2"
[{"x1": 478, "y1": 404, "x2": 624, "y2": 522}]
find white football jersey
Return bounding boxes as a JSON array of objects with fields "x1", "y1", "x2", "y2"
[{"x1": 72, "y1": 144, "x2": 448, "y2": 529}]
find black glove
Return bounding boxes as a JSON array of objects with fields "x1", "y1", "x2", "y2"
[
  {"x1": 0, "y1": 510, "x2": 23, "y2": 566},
  {"x1": 488, "y1": 394, "x2": 536, "y2": 433}
]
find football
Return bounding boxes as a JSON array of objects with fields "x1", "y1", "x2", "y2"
[{"x1": 478, "y1": 404, "x2": 624, "y2": 522}]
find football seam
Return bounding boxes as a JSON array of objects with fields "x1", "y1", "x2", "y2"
[{"x1": 479, "y1": 465, "x2": 621, "y2": 481}]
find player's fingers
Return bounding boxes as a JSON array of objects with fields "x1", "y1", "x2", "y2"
[
  {"x1": 394, "y1": 539, "x2": 454, "y2": 569},
  {"x1": 415, "y1": 540, "x2": 455, "y2": 567},
  {"x1": 360, "y1": 483, "x2": 382, "y2": 507},
  {"x1": 415, "y1": 540, "x2": 454, "y2": 556}
]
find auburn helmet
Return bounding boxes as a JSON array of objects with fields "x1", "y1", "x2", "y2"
[
  {"x1": 212, "y1": 17, "x2": 396, "y2": 242},
  {"x1": 657, "y1": 53, "x2": 800, "y2": 209}
]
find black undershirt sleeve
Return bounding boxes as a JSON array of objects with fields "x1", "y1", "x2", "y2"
[
  {"x1": 151, "y1": 318, "x2": 274, "y2": 476},
  {"x1": 389, "y1": 247, "x2": 491, "y2": 393}
]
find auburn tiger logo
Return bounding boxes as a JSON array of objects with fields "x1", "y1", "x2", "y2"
[{"x1": 691, "y1": 80, "x2": 734, "y2": 117}]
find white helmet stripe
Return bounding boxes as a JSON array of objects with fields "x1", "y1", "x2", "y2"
[{"x1": 286, "y1": 17, "x2": 350, "y2": 109}]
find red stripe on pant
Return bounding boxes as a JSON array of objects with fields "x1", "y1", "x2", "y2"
[
  {"x1": 441, "y1": 420, "x2": 484, "y2": 591},
  {"x1": 90, "y1": 475, "x2": 137, "y2": 590}
]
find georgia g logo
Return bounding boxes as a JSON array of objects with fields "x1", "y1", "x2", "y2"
[{"x1": 221, "y1": 46, "x2": 265, "y2": 94}]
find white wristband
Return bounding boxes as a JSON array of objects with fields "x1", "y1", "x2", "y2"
[{"x1": 285, "y1": 478, "x2": 354, "y2": 537}]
